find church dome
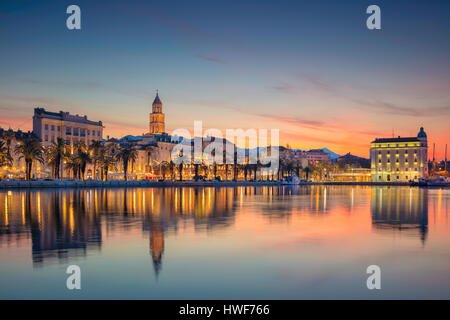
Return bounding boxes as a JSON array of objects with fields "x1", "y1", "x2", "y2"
[{"x1": 417, "y1": 127, "x2": 427, "y2": 138}]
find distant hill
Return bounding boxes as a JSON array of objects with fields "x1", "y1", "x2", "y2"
[
  {"x1": 336, "y1": 153, "x2": 370, "y2": 168},
  {"x1": 315, "y1": 148, "x2": 341, "y2": 160}
]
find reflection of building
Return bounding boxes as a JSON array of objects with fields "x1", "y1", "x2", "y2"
[
  {"x1": 371, "y1": 187, "x2": 428, "y2": 243},
  {"x1": 0, "y1": 190, "x2": 102, "y2": 265},
  {"x1": 370, "y1": 127, "x2": 428, "y2": 182}
]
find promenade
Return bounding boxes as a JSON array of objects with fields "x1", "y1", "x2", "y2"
[{"x1": 0, "y1": 179, "x2": 411, "y2": 189}]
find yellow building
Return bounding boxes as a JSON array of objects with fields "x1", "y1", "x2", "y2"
[
  {"x1": 33, "y1": 108, "x2": 103, "y2": 148},
  {"x1": 370, "y1": 127, "x2": 428, "y2": 182}
]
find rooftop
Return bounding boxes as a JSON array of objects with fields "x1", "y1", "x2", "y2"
[
  {"x1": 371, "y1": 137, "x2": 421, "y2": 143},
  {"x1": 34, "y1": 108, "x2": 103, "y2": 127}
]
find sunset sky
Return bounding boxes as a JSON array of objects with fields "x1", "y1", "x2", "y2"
[{"x1": 1, "y1": 0, "x2": 449, "y2": 159}]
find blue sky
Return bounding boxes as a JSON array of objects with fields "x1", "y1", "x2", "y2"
[{"x1": 1, "y1": 0, "x2": 449, "y2": 157}]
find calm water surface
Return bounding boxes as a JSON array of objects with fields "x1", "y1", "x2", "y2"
[{"x1": 0, "y1": 186, "x2": 449, "y2": 299}]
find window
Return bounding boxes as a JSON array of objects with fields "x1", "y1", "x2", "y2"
[
  {"x1": 87, "y1": 130, "x2": 90, "y2": 136},
  {"x1": 51, "y1": 125, "x2": 55, "y2": 131},
  {"x1": 73, "y1": 128, "x2": 79, "y2": 136},
  {"x1": 405, "y1": 150, "x2": 408, "y2": 154},
  {"x1": 51, "y1": 136, "x2": 55, "y2": 142},
  {"x1": 378, "y1": 176, "x2": 381, "y2": 180},
  {"x1": 65, "y1": 139, "x2": 71, "y2": 145},
  {"x1": 387, "y1": 151, "x2": 390, "y2": 154},
  {"x1": 57, "y1": 126, "x2": 60, "y2": 132},
  {"x1": 387, "y1": 159, "x2": 390, "y2": 163},
  {"x1": 45, "y1": 135, "x2": 48, "y2": 141},
  {"x1": 397, "y1": 176, "x2": 399, "y2": 179},
  {"x1": 406, "y1": 176, "x2": 408, "y2": 180},
  {"x1": 405, "y1": 159, "x2": 408, "y2": 163},
  {"x1": 45, "y1": 124, "x2": 48, "y2": 130},
  {"x1": 378, "y1": 159, "x2": 381, "y2": 163},
  {"x1": 66, "y1": 127, "x2": 71, "y2": 135},
  {"x1": 80, "y1": 129, "x2": 85, "y2": 137},
  {"x1": 378, "y1": 151, "x2": 381, "y2": 154}
]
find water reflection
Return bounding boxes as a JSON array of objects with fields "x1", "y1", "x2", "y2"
[
  {"x1": 371, "y1": 187, "x2": 428, "y2": 243},
  {"x1": 0, "y1": 186, "x2": 435, "y2": 273}
]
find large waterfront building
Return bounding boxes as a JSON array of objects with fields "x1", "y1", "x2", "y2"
[
  {"x1": 370, "y1": 127, "x2": 428, "y2": 182},
  {"x1": 33, "y1": 108, "x2": 103, "y2": 148}
]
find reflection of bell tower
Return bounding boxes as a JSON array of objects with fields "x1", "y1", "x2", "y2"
[
  {"x1": 150, "y1": 228, "x2": 164, "y2": 276},
  {"x1": 149, "y1": 91, "x2": 165, "y2": 134}
]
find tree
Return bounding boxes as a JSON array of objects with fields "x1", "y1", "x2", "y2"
[
  {"x1": 2, "y1": 129, "x2": 15, "y2": 163},
  {"x1": 116, "y1": 143, "x2": 138, "y2": 181},
  {"x1": 64, "y1": 153, "x2": 79, "y2": 179},
  {"x1": 144, "y1": 144, "x2": 156, "y2": 173},
  {"x1": 303, "y1": 166, "x2": 311, "y2": 181},
  {"x1": 15, "y1": 138, "x2": 44, "y2": 180},
  {"x1": 47, "y1": 138, "x2": 66, "y2": 179},
  {"x1": 98, "y1": 146, "x2": 116, "y2": 181},
  {"x1": 0, "y1": 141, "x2": 12, "y2": 168},
  {"x1": 160, "y1": 161, "x2": 169, "y2": 180},
  {"x1": 77, "y1": 150, "x2": 91, "y2": 180},
  {"x1": 178, "y1": 162, "x2": 183, "y2": 181},
  {"x1": 89, "y1": 140, "x2": 104, "y2": 179}
]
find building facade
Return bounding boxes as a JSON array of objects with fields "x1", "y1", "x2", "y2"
[
  {"x1": 370, "y1": 127, "x2": 428, "y2": 182},
  {"x1": 33, "y1": 108, "x2": 103, "y2": 148}
]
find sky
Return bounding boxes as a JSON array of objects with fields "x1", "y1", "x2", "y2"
[{"x1": 0, "y1": 0, "x2": 449, "y2": 159}]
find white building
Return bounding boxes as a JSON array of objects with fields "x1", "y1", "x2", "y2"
[{"x1": 370, "y1": 127, "x2": 428, "y2": 182}]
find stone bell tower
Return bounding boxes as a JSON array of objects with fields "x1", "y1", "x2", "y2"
[{"x1": 149, "y1": 91, "x2": 165, "y2": 134}]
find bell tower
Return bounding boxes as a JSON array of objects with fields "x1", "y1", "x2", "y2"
[{"x1": 149, "y1": 91, "x2": 165, "y2": 134}]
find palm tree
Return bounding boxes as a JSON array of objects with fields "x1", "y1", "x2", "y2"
[
  {"x1": 98, "y1": 147, "x2": 116, "y2": 181},
  {"x1": 64, "y1": 153, "x2": 79, "y2": 179},
  {"x1": 178, "y1": 162, "x2": 183, "y2": 181},
  {"x1": 0, "y1": 141, "x2": 12, "y2": 168},
  {"x1": 303, "y1": 166, "x2": 311, "y2": 181},
  {"x1": 89, "y1": 140, "x2": 104, "y2": 179},
  {"x1": 47, "y1": 138, "x2": 66, "y2": 179},
  {"x1": 2, "y1": 129, "x2": 15, "y2": 162},
  {"x1": 77, "y1": 150, "x2": 91, "y2": 180},
  {"x1": 144, "y1": 144, "x2": 156, "y2": 173},
  {"x1": 160, "y1": 161, "x2": 169, "y2": 180},
  {"x1": 15, "y1": 138, "x2": 44, "y2": 180},
  {"x1": 116, "y1": 143, "x2": 138, "y2": 181}
]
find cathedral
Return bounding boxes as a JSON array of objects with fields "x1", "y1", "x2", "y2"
[
  {"x1": 149, "y1": 92, "x2": 165, "y2": 134},
  {"x1": 104, "y1": 92, "x2": 180, "y2": 180}
]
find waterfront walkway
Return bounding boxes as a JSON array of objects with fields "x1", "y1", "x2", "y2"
[{"x1": 0, "y1": 179, "x2": 411, "y2": 189}]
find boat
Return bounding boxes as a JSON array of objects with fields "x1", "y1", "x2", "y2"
[
  {"x1": 426, "y1": 176, "x2": 450, "y2": 187},
  {"x1": 410, "y1": 176, "x2": 450, "y2": 187}
]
